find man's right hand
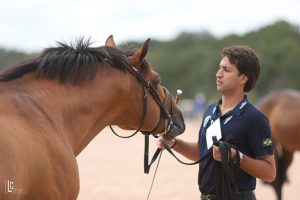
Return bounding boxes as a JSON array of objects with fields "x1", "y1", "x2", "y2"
[{"x1": 157, "y1": 138, "x2": 177, "y2": 150}]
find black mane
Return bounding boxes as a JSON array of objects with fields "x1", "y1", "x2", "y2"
[{"x1": 0, "y1": 38, "x2": 136, "y2": 83}]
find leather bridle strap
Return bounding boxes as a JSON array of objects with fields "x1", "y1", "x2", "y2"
[
  {"x1": 109, "y1": 60, "x2": 176, "y2": 175},
  {"x1": 110, "y1": 62, "x2": 173, "y2": 138},
  {"x1": 110, "y1": 84, "x2": 147, "y2": 138},
  {"x1": 143, "y1": 88, "x2": 175, "y2": 174},
  {"x1": 161, "y1": 139, "x2": 211, "y2": 165},
  {"x1": 144, "y1": 138, "x2": 212, "y2": 174},
  {"x1": 143, "y1": 87, "x2": 174, "y2": 174},
  {"x1": 143, "y1": 87, "x2": 173, "y2": 136},
  {"x1": 144, "y1": 134, "x2": 162, "y2": 174},
  {"x1": 215, "y1": 139, "x2": 239, "y2": 200}
]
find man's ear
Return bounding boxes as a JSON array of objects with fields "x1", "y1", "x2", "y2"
[{"x1": 240, "y1": 74, "x2": 249, "y2": 85}]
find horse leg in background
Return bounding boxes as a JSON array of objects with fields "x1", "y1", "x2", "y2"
[{"x1": 270, "y1": 144, "x2": 294, "y2": 200}]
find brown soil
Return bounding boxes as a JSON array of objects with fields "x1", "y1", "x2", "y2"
[{"x1": 77, "y1": 119, "x2": 300, "y2": 200}]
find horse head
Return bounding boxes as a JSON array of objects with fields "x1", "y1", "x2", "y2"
[{"x1": 105, "y1": 35, "x2": 185, "y2": 140}]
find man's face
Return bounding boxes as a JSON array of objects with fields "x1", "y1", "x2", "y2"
[{"x1": 216, "y1": 56, "x2": 247, "y2": 93}]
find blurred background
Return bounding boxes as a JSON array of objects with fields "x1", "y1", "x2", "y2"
[
  {"x1": 1, "y1": 0, "x2": 300, "y2": 107},
  {"x1": 1, "y1": 1, "x2": 300, "y2": 199}
]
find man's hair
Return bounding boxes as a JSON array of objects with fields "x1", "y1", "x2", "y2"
[{"x1": 222, "y1": 45, "x2": 260, "y2": 92}]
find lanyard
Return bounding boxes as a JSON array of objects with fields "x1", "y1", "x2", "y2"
[{"x1": 203, "y1": 96, "x2": 249, "y2": 130}]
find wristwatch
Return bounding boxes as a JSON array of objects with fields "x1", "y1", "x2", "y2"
[{"x1": 239, "y1": 151, "x2": 244, "y2": 160}]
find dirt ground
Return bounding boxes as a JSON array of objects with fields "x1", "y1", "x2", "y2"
[{"x1": 77, "y1": 119, "x2": 300, "y2": 200}]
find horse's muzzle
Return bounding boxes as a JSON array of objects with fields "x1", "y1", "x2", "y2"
[
  {"x1": 158, "y1": 87, "x2": 185, "y2": 140},
  {"x1": 163, "y1": 110, "x2": 185, "y2": 140}
]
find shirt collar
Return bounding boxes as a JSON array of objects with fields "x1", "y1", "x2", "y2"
[{"x1": 211, "y1": 95, "x2": 249, "y2": 120}]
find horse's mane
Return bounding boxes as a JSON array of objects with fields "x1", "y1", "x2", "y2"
[{"x1": 0, "y1": 38, "x2": 145, "y2": 84}]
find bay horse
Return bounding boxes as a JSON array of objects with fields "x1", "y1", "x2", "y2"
[
  {"x1": 0, "y1": 36, "x2": 185, "y2": 200},
  {"x1": 256, "y1": 89, "x2": 300, "y2": 200}
]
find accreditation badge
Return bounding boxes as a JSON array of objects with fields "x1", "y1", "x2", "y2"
[{"x1": 206, "y1": 118, "x2": 222, "y2": 149}]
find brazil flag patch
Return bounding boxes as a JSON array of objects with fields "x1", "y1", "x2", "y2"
[{"x1": 262, "y1": 138, "x2": 272, "y2": 147}]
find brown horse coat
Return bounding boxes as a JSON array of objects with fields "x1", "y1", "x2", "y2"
[
  {"x1": 0, "y1": 36, "x2": 185, "y2": 199},
  {"x1": 257, "y1": 89, "x2": 300, "y2": 200}
]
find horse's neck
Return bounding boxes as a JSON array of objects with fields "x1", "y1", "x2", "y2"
[{"x1": 6, "y1": 72, "x2": 130, "y2": 155}]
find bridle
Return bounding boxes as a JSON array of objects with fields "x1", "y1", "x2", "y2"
[
  {"x1": 109, "y1": 85, "x2": 174, "y2": 139},
  {"x1": 109, "y1": 61, "x2": 175, "y2": 140},
  {"x1": 107, "y1": 59, "x2": 191, "y2": 200},
  {"x1": 108, "y1": 59, "x2": 177, "y2": 175}
]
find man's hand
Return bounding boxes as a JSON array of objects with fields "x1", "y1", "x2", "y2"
[
  {"x1": 213, "y1": 145, "x2": 237, "y2": 162},
  {"x1": 157, "y1": 138, "x2": 177, "y2": 150}
]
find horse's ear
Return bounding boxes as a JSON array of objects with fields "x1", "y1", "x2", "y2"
[
  {"x1": 105, "y1": 35, "x2": 116, "y2": 48},
  {"x1": 130, "y1": 39, "x2": 150, "y2": 67},
  {"x1": 139, "y1": 38, "x2": 150, "y2": 61}
]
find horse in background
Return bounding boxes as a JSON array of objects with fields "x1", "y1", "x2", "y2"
[
  {"x1": 0, "y1": 36, "x2": 185, "y2": 200},
  {"x1": 256, "y1": 89, "x2": 300, "y2": 200}
]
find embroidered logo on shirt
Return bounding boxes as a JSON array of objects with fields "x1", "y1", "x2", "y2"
[
  {"x1": 224, "y1": 116, "x2": 233, "y2": 124},
  {"x1": 203, "y1": 115, "x2": 211, "y2": 128},
  {"x1": 212, "y1": 107, "x2": 216, "y2": 114},
  {"x1": 239, "y1": 101, "x2": 247, "y2": 109},
  {"x1": 262, "y1": 138, "x2": 273, "y2": 147}
]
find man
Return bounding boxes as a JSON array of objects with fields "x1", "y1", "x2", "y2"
[{"x1": 159, "y1": 46, "x2": 276, "y2": 200}]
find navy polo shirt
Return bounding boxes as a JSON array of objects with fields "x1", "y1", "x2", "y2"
[{"x1": 198, "y1": 96, "x2": 273, "y2": 194}]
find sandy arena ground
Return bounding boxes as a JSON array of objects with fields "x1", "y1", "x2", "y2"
[{"x1": 77, "y1": 119, "x2": 300, "y2": 200}]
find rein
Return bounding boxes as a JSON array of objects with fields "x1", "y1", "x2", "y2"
[
  {"x1": 109, "y1": 62, "x2": 175, "y2": 199},
  {"x1": 161, "y1": 139, "x2": 211, "y2": 165},
  {"x1": 109, "y1": 61, "x2": 175, "y2": 172}
]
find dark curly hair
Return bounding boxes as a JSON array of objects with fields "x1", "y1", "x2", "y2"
[{"x1": 222, "y1": 45, "x2": 260, "y2": 92}]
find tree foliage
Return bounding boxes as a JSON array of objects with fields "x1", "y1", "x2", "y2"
[
  {"x1": 0, "y1": 48, "x2": 29, "y2": 68},
  {"x1": 1, "y1": 20, "x2": 299, "y2": 102},
  {"x1": 147, "y1": 20, "x2": 300, "y2": 102}
]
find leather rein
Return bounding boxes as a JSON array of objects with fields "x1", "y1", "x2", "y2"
[{"x1": 109, "y1": 62, "x2": 203, "y2": 173}]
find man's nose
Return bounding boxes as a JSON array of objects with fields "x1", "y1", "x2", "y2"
[{"x1": 216, "y1": 69, "x2": 222, "y2": 78}]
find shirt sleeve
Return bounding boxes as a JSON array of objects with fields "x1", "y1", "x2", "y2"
[
  {"x1": 198, "y1": 117, "x2": 205, "y2": 145},
  {"x1": 247, "y1": 113, "x2": 274, "y2": 158}
]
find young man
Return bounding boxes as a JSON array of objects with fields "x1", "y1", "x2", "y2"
[{"x1": 159, "y1": 46, "x2": 276, "y2": 200}]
